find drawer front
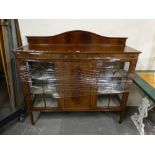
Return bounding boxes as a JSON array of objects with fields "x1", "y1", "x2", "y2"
[{"x1": 60, "y1": 61, "x2": 94, "y2": 110}]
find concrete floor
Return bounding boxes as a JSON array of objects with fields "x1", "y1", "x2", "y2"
[
  {"x1": 1, "y1": 107, "x2": 155, "y2": 135},
  {"x1": 0, "y1": 109, "x2": 141, "y2": 135}
]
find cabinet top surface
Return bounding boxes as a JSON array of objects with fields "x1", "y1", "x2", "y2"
[{"x1": 14, "y1": 44, "x2": 140, "y2": 54}]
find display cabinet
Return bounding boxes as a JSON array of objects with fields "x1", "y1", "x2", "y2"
[{"x1": 14, "y1": 30, "x2": 141, "y2": 125}]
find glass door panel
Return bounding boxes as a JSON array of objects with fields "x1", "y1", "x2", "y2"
[
  {"x1": 20, "y1": 60, "x2": 59, "y2": 109},
  {"x1": 96, "y1": 59, "x2": 133, "y2": 108}
]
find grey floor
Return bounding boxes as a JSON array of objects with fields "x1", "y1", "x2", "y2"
[
  {"x1": 0, "y1": 109, "x2": 141, "y2": 135},
  {"x1": 1, "y1": 108, "x2": 155, "y2": 135}
]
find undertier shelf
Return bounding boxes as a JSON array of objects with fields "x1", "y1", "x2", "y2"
[
  {"x1": 97, "y1": 95, "x2": 121, "y2": 107},
  {"x1": 33, "y1": 96, "x2": 58, "y2": 108}
]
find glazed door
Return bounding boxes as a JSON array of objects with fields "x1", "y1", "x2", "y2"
[
  {"x1": 17, "y1": 60, "x2": 61, "y2": 110},
  {"x1": 61, "y1": 61, "x2": 93, "y2": 110}
]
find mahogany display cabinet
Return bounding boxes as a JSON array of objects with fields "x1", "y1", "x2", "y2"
[{"x1": 14, "y1": 30, "x2": 141, "y2": 125}]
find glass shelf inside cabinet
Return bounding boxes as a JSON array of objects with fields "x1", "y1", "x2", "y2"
[{"x1": 24, "y1": 61, "x2": 59, "y2": 108}]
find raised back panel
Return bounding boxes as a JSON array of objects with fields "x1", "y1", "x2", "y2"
[{"x1": 27, "y1": 30, "x2": 127, "y2": 46}]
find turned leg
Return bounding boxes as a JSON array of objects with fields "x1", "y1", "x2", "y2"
[{"x1": 119, "y1": 92, "x2": 129, "y2": 123}]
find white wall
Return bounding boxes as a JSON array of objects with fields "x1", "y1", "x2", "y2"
[{"x1": 19, "y1": 19, "x2": 155, "y2": 70}]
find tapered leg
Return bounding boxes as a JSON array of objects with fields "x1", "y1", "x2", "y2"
[
  {"x1": 119, "y1": 92, "x2": 129, "y2": 123},
  {"x1": 119, "y1": 111, "x2": 125, "y2": 124},
  {"x1": 29, "y1": 111, "x2": 34, "y2": 125}
]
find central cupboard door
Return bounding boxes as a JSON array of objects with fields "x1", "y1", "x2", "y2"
[{"x1": 60, "y1": 60, "x2": 94, "y2": 110}]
